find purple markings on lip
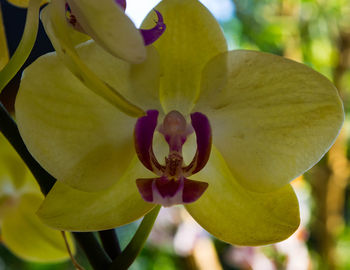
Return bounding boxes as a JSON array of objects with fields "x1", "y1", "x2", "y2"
[
  {"x1": 136, "y1": 177, "x2": 208, "y2": 206},
  {"x1": 140, "y1": 10, "x2": 166, "y2": 46},
  {"x1": 134, "y1": 110, "x2": 212, "y2": 207},
  {"x1": 135, "y1": 178, "x2": 154, "y2": 202},
  {"x1": 136, "y1": 177, "x2": 184, "y2": 207},
  {"x1": 182, "y1": 179, "x2": 209, "y2": 203},
  {"x1": 115, "y1": 0, "x2": 126, "y2": 10},
  {"x1": 155, "y1": 176, "x2": 182, "y2": 198}
]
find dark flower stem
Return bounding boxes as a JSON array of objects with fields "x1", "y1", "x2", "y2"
[
  {"x1": 109, "y1": 206, "x2": 161, "y2": 270},
  {"x1": 74, "y1": 232, "x2": 112, "y2": 270},
  {"x1": 99, "y1": 229, "x2": 122, "y2": 260}
]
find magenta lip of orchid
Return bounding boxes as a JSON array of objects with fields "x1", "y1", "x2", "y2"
[
  {"x1": 134, "y1": 110, "x2": 212, "y2": 207},
  {"x1": 65, "y1": 1, "x2": 166, "y2": 47}
]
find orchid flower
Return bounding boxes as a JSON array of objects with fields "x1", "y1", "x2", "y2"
[
  {"x1": 0, "y1": 134, "x2": 74, "y2": 262},
  {"x1": 15, "y1": 0, "x2": 344, "y2": 246}
]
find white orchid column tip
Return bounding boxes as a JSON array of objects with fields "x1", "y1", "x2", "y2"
[{"x1": 134, "y1": 110, "x2": 212, "y2": 207}]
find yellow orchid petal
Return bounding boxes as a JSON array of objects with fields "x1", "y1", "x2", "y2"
[
  {"x1": 50, "y1": 5, "x2": 91, "y2": 47},
  {"x1": 37, "y1": 157, "x2": 155, "y2": 231},
  {"x1": 0, "y1": 134, "x2": 38, "y2": 194},
  {"x1": 2, "y1": 193, "x2": 74, "y2": 262},
  {"x1": 195, "y1": 50, "x2": 344, "y2": 192},
  {"x1": 0, "y1": 135, "x2": 24, "y2": 190},
  {"x1": 16, "y1": 40, "x2": 156, "y2": 191},
  {"x1": 0, "y1": 148, "x2": 27, "y2": 193},
  {"x1": 0, "y1": 135, "x2": 74, "y2": 261},
  {"x1": 41, "y1": 1, "x2": 144, "y2": 117},
  {"x1": 66, "y1": 0, "x2": 146, "y2": 63},
  {"x1": 0, "y1": 167, "x2": 20, "y2": 219},
  {"x1": 129, "y1": 46, "x2": 162, "y2": 111},
  {"x1": 6, "y1": 0, "x2": 47, "y2": 8},
  {"x1": 142, "y1": 0, "x2": 227, "y2": 114},
  {"x1": 0, "y1": 135, "x2": 37, "y2": 220},
  {"x1": 78, "y1": 42, "x2": 162, "y2": 112},
  {"x1": 0, "y1": 4, "x2": 9, "y2": 70},
  {"x1": 186, "y1": 146, "x2": 300, "y2": 246},
  {"x1": 42, "y1": 5, "x2": 160, "y2": 110}
]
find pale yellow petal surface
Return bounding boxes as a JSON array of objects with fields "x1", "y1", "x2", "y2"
[
  {"x1": 186, "y1": 147, "x2": 300, "y2": 246},
  {"x1": 195, "y1": 50, "x2": 344, "y2": 192},
  {"x1": 15, "y1": 41, "x2": 148, "y2": 191},
  {"x1": 0, "y1": 157, "x2": 25, "y2": 187},
  {"x1": 0, "y1": 166, "x2": 21, "y2": 219},
  {"x1": 67, "y1": 0, "x2": 146, "y2": 63},
  {"x1": 0, "y1": 5, "x2": 9, "y2": 70},
  {"x1": 40, "y1": 4, "x2": 90, "y2": 46},
  {"x1": 41, "y1": 2, "x2": 144, "y2": 117},
  {"x1": 2, "y1": 193, "x2": 73, "y2": 262},
  {"x1": 142, "y1": 0, "x2": 227, "y2": 114},
  {"x1": 78, "y1": 43, "x2": 162, "y2": 112},
  {"x1": 0, "y1": 136, "x2": 25, "y2": 191},
  {"x1": 37, "y1": 157, "x2": 155, "y2": 231},
  {"x1": 0, "y1": 134, "x2": 38, "y2": 194}
]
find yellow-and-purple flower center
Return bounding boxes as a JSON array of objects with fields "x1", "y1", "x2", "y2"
[{"x1": 134, "y1": 110, "x2": 212, "y2": 207}]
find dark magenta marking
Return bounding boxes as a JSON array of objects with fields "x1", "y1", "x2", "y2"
[
  {"x1": 115, "y1": 0, "x2": 126, "y2": 10},
  {"x1": 134, "y1": 110, "x2": 212, "y2": 206},
  {"x1": 134, "y1": 110, "x2": 162, "y2": 173},
  {"x1": 140, "y1": 10, "x2": 166, "y2": 46},
  {"x1": 182, "y1": 179, "x2": 208, "y2": 203},
  {"x1": 184, "y1": 112, "x2": 212, "y2": 175},
  {"x1": 136, "y1": 178, "x2": 154, "y2": 202},
  {"x1": 155, "y1": 176, "x2": 182, "y2": 198}
]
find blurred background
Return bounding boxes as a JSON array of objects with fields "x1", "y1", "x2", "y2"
[{"x1": 1, "y1": 0, "x2": 350, "y2": 269}]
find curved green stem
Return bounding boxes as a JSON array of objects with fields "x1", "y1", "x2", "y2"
[
  {"x1": 0, "y1": 0, "x2": 41, "y2": 92},
  {"x1": 99, "y1": 229, "x2": 121, "y2": 260},
  {"x1": 74, "y1": 232, "x2": 112, "y2": 270},
  {"x1": 109, "y1": 206, "x2": 161, "y2": 270}
]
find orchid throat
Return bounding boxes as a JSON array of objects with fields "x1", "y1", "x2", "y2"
[{"x1": 134, "y1": 110, "x2": 212, "y2": 207}]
